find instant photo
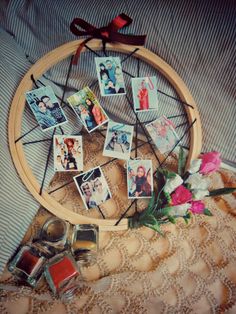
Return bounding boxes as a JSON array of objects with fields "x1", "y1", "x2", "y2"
[
  {"x1": 25, "y1": 86, "x2": 67, "y2": 132},
  {"x1": 131, "y1": 76, "x2": 158, "y2": 112},
  {"x1": 73, "y1": 166, "x2": 112, "y2": 210},
  {"x1": 127, "y1": 160, "x2": 153, "y2": 199},
  {"x1": 67, "y1": 86, "x2": 109, "y2": 133},
  {"x1": 95, "y1": 57, "x2": 126, "y2": 96},
  {"x1": 103, "y1": 121, "x2": 134, "y2": 160},
  {"x1": 54, "y1": 135, "x2": 83, "y2": 172},
  {"x1": 146, "y1": 116, "x2": 180, "y2": 154}
]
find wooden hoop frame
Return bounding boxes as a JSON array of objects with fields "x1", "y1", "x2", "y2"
[{"x1": 8, "y1": 39, "x2": 202, "y2": 231}]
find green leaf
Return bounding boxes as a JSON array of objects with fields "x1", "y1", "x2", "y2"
[
  {"x1": 143, "y1": 221, "x2": 164, "y2": 235},
  {"x1": 208, "y1": 187, "x2": 236, "y2": 197},
  {"x1": 154, "y1": 206, "x2": 172, "y2": 219},
  {"x1": 167, "y1": 215, "x2": 176, "y2": 224},
  {"x1": 204, "y1": 208, "x2": 213, "y2": 216},
  {"x1": 178, "y1": 146, "x2": 186, "y2": 176},
  {"x1": 138, "y1": 213, "x2": 157, "y2": 224},
  {"x1": 183, "y1": 217, "x2": 189, "y2": 224}
]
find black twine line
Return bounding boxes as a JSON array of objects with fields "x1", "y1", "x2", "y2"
[
  {"x1": 23, "y1": 138, "x2": 52, "y2": 146},
  {"x1": 126, "y1": 94, "x2": 162, "y2": 166},
  {"x1": 15, "y1": 125, "x2": 39, "y2": 143},
  {"x1": 40, "y1": 128, "x2": 56, "y2": 195},
  {"x1": 48, "y1": 179, "x2": 74, "y2": 194},
  {"x1": 157, "y1": 89, "x2": 194, "y2": 109},
  {"x1": 167, "y1": 113, "x2": 187, "y2": 119},
  {"x1": 97, "y1": 205, "x2": 106, "y2": 219},
  {"x1": 115, "y1": 200, "x2": 136, "y2": 226},
  {"x1": 121, "y1": 48, "x2": 139, "y2": 63},
  {"x1": 175, "y1": 121, "x2": 189, "y2": 129},
  {"x1": 30, "y1": 74, "x2": 39, "y2": 88},
  {"x1": 155, "y1": 118, "x2": 197, "y2": 172}
]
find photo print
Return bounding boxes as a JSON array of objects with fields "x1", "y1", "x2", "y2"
[
  {"x1": 73, "y1": 166, "x2": 112, "y2": 210},
  {"x1": 25, "y1": 86, "x2": 67, "y2": 132},
  {"x1": 131, "y1": 76, "x2": 158, "y2": 112},
  {"x1": 146, "y1": 115, "x2": 180, "y2": 154},
  {"x1": 54, "y1": 135, "x2": 83, "y2": 172},
  {"x1": 127, "y1": 159, "x2": 153, "y2": 199},
  {"x1": 67, "y1": 86, "x2": 109, "y2": 133},
  {"x1": 103, "y1": 121, "x2": 134, "y2": 160},
  {"x1": 95, "y1": 57, "x2": 126, "y2": 96}
]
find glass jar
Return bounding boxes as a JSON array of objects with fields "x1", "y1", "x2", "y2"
[
  {"x1": 8, "y1": 244, "x2": 47, "y2": 287},
  {"x1": 44, "y1": 252, "x2": 80, "y2": 300},
  {"x1": 70, "y1": 224, "x2": 99, "y2": 266},
  {"x1": 40, "y1": 217, "x2": 70, "y2": 251}
]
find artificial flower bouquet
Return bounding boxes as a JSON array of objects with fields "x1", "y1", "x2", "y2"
[{"x1": 129, "y1": 149, "x2": 236, "y2": 233}]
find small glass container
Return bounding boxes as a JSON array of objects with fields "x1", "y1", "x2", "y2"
[
  {"x1": 8, "y1": 244, "x2": 47, "y2": 287},
  {"x1": 44, "y1": 252, "x2": 80, "y2": 300},
  {"x1": 70, "y1": 224, "x2": 99, "y2": 266},
  {"x1": 40, "y1": 217, "x2": 70, "y2": 251}
]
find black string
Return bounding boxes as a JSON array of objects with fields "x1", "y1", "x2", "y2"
[
  {"x1": 30, "y1": 75, "x2": 39, "y2": 88},
  {"x1": 97, "y1": 205, "x2": 106, "y2": 219},
  {"x1": 115, "y1": 200, "x2": 136, "y2": 226},
  {"x1": 157, "y1": 89, "x2": 194, "y2": 109},
  {"x1": 84, "y1": 44, "x2": 102, "y2": 57},
  {"x1": 175, "y1": 121, "x2": 189, "y2": 129},
  {"x1": 167, "y1": 113, "x2": 186, "y2": 119},
  {"x1": 126, "y1": 94, "x2": 162, "y2": 166},
  {"x1": 48, "y1": 179, "x2": 74, "y2": 194},
  {"x1": 121, "y1": 48, "x2": 139, "y2": 63},
  {"x1": 102, "y1": 40, "x2": 108, "y2": 57},
  {"x1": 40, "y1": 128, "x2": 56, "y2": 195},
  {"x1": 15, "y1": 125, "x2": 39, "y2": 143},
  {"x1": 155, "y1": 118, "x2": 197, "y2": 172},
  {"x1": 59, "y1": 126, "x2": 64, "y2": 135},
  {"x1": 23, "y1": 138, "x2": 52, "y2": 146}
]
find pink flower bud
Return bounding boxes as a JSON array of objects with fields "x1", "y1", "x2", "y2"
[
  {"x1": 189, "y1": 200, "x2": 205, "y2": 214},
  {"x1": 199, "y1": 152, "x2": 221, "y2": 175},
  {"x1": 171, "y1": 185, "x2": 192, "y2": 205}
]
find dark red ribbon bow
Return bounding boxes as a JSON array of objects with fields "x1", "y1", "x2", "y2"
[{"x1": 70, "y1": 13, "x2": 146, "y2": 64}]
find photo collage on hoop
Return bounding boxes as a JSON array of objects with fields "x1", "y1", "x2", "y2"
[{"x1": 24, "y1": 52, "x2": 182, "y2": 211}]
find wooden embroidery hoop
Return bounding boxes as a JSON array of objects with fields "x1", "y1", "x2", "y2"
[{"x1": 8, "y1": 39, "x2": 202, "y2": 231}]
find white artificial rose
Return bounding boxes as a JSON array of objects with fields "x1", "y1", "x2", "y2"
[
  {"x1": 164, "y1": 174, "x2": 183, "y2": 194},
  {"x1": 185, "y1": 173, "x2": 210, "y2": 190},
  {"x1": 188, "y1": 159, "x2": 202, "y2": 174},
  {"x1": 193, "y1": 189, "x2": 209, "y2": 200},
  {"x1": 169, "y1": 203, "x2": 191, "y2": 216}
]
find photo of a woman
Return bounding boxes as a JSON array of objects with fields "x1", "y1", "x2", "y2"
[{"x1": 127, "y1": 160, "x2": 153, "y2": 199}]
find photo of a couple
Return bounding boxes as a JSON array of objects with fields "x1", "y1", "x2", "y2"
[
  {"x1": 25, "y1": 86, "x2": 67, "y2": 131},
  {"x1": 73, "y1": 167, "x2": 112, "y2": 210}
]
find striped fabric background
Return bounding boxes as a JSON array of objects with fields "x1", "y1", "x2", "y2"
[{"x1": 0, "y1": 0, "x2": 235, "y2": 274}]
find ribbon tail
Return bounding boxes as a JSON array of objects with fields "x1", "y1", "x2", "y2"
[
  {"x1": 109, "y1": 32, "x2": 146, "y2": 46},
  {"x1": 73, "y1": 37, "x2": 92, "y2": 65}
]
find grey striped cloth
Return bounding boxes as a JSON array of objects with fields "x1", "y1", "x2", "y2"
[{"x1": 0, "y1": 0, "x2": 235, "y2": 274}]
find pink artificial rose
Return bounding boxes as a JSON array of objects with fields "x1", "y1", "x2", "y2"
[
  {"x1": 189, "y1": 200, "x2": 205, "y2": 214},
  {"x1": 199, "y1": 151, "x2": 221, "y2": 175},
  {"x1": 171, "y1": 185, "x2": 192, "y2": 205}
]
